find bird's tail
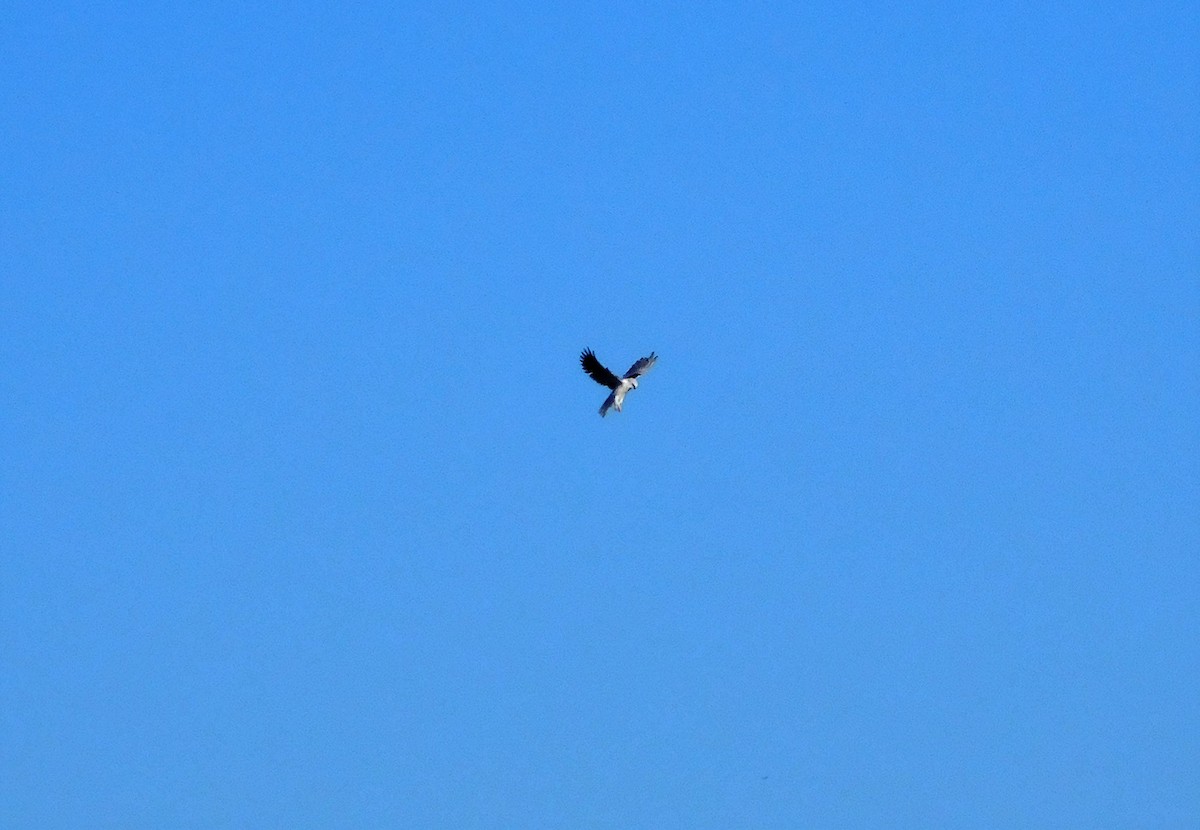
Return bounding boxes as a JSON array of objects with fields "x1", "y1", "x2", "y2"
[{"x1": 599, "y1": 390, "x2": 617, "y2": 417}]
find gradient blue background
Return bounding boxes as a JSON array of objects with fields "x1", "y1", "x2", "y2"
[{"x1": 3, "y1": 2, "x2": 1197, "y2": 826}]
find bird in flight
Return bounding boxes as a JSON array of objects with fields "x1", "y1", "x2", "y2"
[{"x1": 580, "y1": 348, "x2": 658, "y2": 417}]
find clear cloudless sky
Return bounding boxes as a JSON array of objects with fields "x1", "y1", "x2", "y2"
[{"x1": 2, "y1": 1, "x2": 1197, "y2": 827}]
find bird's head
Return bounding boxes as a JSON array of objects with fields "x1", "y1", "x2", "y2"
[{"x1": 628, "y1": 378, "x2": 639, "y2": 389}]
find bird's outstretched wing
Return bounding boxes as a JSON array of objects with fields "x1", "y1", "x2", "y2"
[
  {"x1": 623, "y1": 352, "x2": 658, "y2": 379},
  {"x1": 580, "y1": 349, "x2": 620, "y2": 389}
]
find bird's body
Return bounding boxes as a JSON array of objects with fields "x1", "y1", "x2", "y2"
[{"x1": 580, "y1": 348, "x2": 657, "y2": 416}]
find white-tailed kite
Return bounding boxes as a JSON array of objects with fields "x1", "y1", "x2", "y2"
[{"x1": 580, "y1": 348, "x2": 658, "y2": 417}]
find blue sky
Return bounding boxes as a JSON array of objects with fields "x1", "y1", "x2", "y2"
[{"x1": 3, "y1": 1, "x2": 1197, "y2": 826}]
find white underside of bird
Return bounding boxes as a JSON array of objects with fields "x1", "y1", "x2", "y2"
[{"x1": 601, "y1": 378, "x2": 637, "y2": 416}]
